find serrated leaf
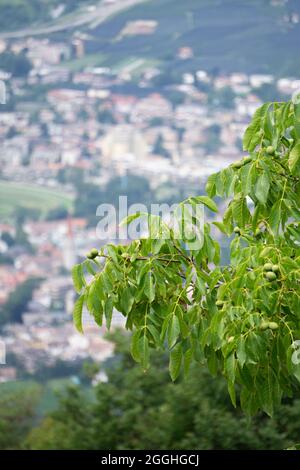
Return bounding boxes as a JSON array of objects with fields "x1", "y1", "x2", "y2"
[
  {"x1": 169, "y1": 343, "x2": 183, "y2": 381},
  {"x1": 120, "y1": 287, "x2": 135, "y2": 315},
  {"x1": 237, "y1": 338, "x2": 247, "y2": 367},
  {"x1": 212, "y1": 221, "x2": 227, "y2": 234},
  {"x1": 139, "y1": 334, "x2": 150, "y2": 370},
  {"x1": 228, "y1": 381, "x2": 237, "y2": 407},
  {"x1": 143, "y1": 271, "x2": 155, "y2": 303},
  {"x1": 192, "y1": 195, "x2": 218, "y2": 213},
  {"x1": 106, "y1": 245, "x2": 119, "y2": 264},
  {"x1": 167, "y1": 314, "x2": 180, "y2": 349},
  {"x1": 224, "y1": 353, "x2": 236, "y2": 383},
  {"x1": 104, "y1": 296, "x2": 114, "y2": 329},
  {"x1": 255, "y1": 172, "x2": 270, "y2": 205},
  {"x1": 232, "y1": 195, "x2": 251, "y2": 228},
  {"x1": 73, "y1": 295, "x2": 84, "y2": 333},
  {"x1": 147, "y1": 324, "x2": 160, "y2": 345},
  {"x1": 131, "y1": 329, "x2": 141, "y2": 362},
  {"x1": 240, "y1": 162, "x2": 254, "y2": 196},
  {"x1": 120, "y1": 212, "x2": 146, "y2": 226},
  {"x1": 294, "y1": 101, "x2": 300, "y2": 121},
  {"x1": 289, "y1": 143, "x2": 300, "y2": 173},
  {"x1": 86, "y1": 281, "x2": 103, "y2": 326},
  {"x1": 259, "y1": 366, "x2": 275, "y2": 417},
  {"x1": 243, "y1": 103, "x2": 271, "y2": 151},
  {"x1": 183, "y1": 348, "x2": 193, "y2": 376},
  {"x1": 205, "y1": 173, "x2": 217, "y2": 197},
  {"x1": 269, "y1": 200, "x2": 282, "y2": 234},
  {"x1": 72, "y1": 264, "x2": 85, "y2": 293}
]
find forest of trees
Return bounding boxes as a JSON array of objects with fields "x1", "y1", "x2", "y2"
[{"x1": 2, "y1": 332, "x2": 300, "y2": 450}]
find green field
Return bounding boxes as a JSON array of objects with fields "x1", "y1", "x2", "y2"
[
  {"x1": 64, "y1": 52, "x2": 107, "y2": 72},
  {"x1": 0, "y1": 181, "x2": 74, "y2": 220}
]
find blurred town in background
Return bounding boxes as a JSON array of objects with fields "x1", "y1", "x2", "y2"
[{"x1": 0, "y1": 0, "x2": 300, "y2": 385}]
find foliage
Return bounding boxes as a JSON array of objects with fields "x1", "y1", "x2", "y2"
[
  {"x1": 0, "y1": 51, "x2": 32, "y2": 77},
  {"x1": 72, "y1": 99, "x2": 300, "y2": 417},
  {"x1": 26, "y1": 332, "x2": 300, "y2": 450},
  {"x1": 0, "y1": 382, "x2": 41, "y2": 450}
]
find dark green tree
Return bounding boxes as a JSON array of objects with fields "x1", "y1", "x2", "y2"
[{"x1": 26, "y1": 332, "x2": 300, "y2": 450}]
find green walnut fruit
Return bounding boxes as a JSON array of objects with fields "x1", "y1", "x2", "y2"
[
  {"x1": 90, "y1": 248, "x2": 99, "y2": 258},
  {"x1": 216, "y1": 300, "x2": 224, "y2": 307},
  {"x1": 272, "y1": 264, "x2": 280, "y2": 273},
  {"x1": 243, "y1": 156, "x2": 252, "y2": 164},
  {"x1": 263, "y1": 263, "x2": 273, "y2": 272},
  {"x1": 266, "y1": 145, "x2": 275, "y2": 155},
  {"x1": 265, "y1": 271, "x2": 277, "y2": 281},
  {"x1": 86, "y1": 252, "x2": 93, "y2": 259},
  {"x1": 232, "y1": 160, "x2": 243, "y2": 169},
  {"x1": 233, "y1": 226, "x2": 241, "y2": 235},
  {"x1": 121, "y1": 252, "x2": 130, "y2": 258},
  {"x1": 260, "y1": 321, "x2": 270, "y2": 331},
  {"x1": 268, "y1": 321, "x2": 279, "y2": 330}
]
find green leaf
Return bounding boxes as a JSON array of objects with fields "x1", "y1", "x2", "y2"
[
  {"x1": 228, "y1": 381, "x2": 237, "y2": 408},
  {"x1": 237, "y1": 338, "x2": 247, "y2": 367},
  {"x1": 294, "y1": 101, "x2": 300, "y2": 121},
  {"x1": 224, "y1": 353, "x2": 236, "y2": 383},
  {"x1": 205, "y1": 173, "x2": 217, "y2": 197},
  {"x1": 106, "y1": 245, "x2": 119, "y2": 264},
  {"x1": 104, "y1": 296, "x2": 114, "y2": 329},
  {"x1": 258, "y1": 366, "x2": 276, "y2": 417},
  {"x1": 243, "y1": 103, "x2": 270, "y2": 151},
  {"x1": 212, "y1": 221, "x2": 227, "y2": 234},
  {"x1": 289, "y1": 143, "x2": 300, "y2": 173},
  {"x1": 72, "y1": 264, "x2": 85, "y2": 293},
  {"x1": 143, "y1": 271, "x2": 155, "y2": 303},
  {"x1": 192, "y1": 195, "x2": 218, "y2": 213},
  {"x1": 84, "y1": 259, "x2": 97, "y2": 276},
  {"x1": 73, "y1": 295, "x2": 84, "y2": 333},
  {"x1": 139, "y1": 334, "x2": 150, "y2": 370},
  {"x1": 86, "y1": 281, "x2": 103, "y2": 325},
  {"x1": 120, "y1": 212, "x2": 146, "y2": 226},
  {"x1": 167, "y1": 315, "x2": 180, "y2": 349},
  {"x1": 269, "y1": 200, "x2": 282, "y2": 234},
  {"x1": 232, "y1": 195, "x2": 251, "y2": 227},
  {"x1": 169, "y1": 343, "x2": 183, "y2": 381},
  {"x1": 131, "y1": 329, "x2": 141, "y2": 362},
  {"x1": 255, "y1": 172, "x2": 270, "y2": 205},
  {"x1": 147, "y1": 324, "x2": 161, "y2": 345},
  {"x1": 183, "y1": 348, "x2": 193, "y2": 376},
  {"x1": 120, "y1": 287, "x2": 135, "y2": 315}
]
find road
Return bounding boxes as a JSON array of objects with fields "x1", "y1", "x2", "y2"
[{"x1": 0, "y1": 0, "x2": 148, "y2": 39}]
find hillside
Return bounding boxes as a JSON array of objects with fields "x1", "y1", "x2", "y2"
[
  {"x1": 84, "y1": 0, "x2": 300, "y2": 77},
  {"x1": 0, "y1": 0, "x2": 92, "y2": 31},
  {"x1": 1, "y1": 0, "x2": 299, "y2": 76}
]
